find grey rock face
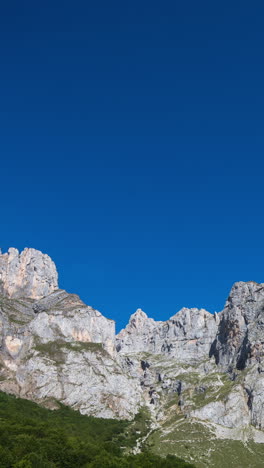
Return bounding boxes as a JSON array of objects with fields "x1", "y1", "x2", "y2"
[
  {"x1": 0, "y1": 248, "x2": 58, "y2": 299},
  {"x1": 116, "y1": 281, "x2": 264, "y2": 435},
  {"x1": 116, "y1": 309, "x2": 160, "y2": 354},
  {"x1": 0, "y1": 290, "x2": 141, "y2": 419},
  {"x1": 210, "y1": 281, "x2": 264, "y2": 371},
  {"x1": 117, "y1": 307, "x2": 218, "y2": 363},
  {"x1": 29, "y1": 290, "x2": 116, "y2": 357},
  {"x1": 15, "y1": 345, "x2": 141, "y2": 419},
  {"x1": 190, "y1": 385, "x2": 251, "y2": 428}
]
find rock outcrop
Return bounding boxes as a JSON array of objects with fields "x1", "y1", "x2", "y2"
[
  {"x1": 117, "y1": 307, "x2": 219, "y2": 362},
  {"x1": 0, "y1": 248, "x2": 58, "y2": 299},
  {"x1": 116, "y1": 309, "x2": 160, "y2": 354},
  {"x1": 210, "y1": 281, "x2": 264, "y2": 371},
  {"x1": 30, "y1": 290, "x2": 116, "y2": 357},
  {"x1": 0, "y1": 248, "x2": 141, "y2": 419},
  {"x1": 0, "y1": 289, "x2": 139, "y2": 419},
  {"x1": 116, "y1": 280, "x2": 264, "y2": 441},
  {"x1": 206, "y1": 281, "x2": 264, "y2": 432}
]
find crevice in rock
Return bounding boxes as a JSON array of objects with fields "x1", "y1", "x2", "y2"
[{"x1": 236, "y1": 331, "x2": 249, "y2": 371}]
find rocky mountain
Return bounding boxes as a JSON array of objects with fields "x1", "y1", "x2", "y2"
[
  {"x1": 0, "y1": 248, "x2": 58, "y2": 299},
  {"x1": 1, "y1": 247, "x2": 264, "y2": 467},
  {"x1": 116, "y1": 306, "x2": 219, "y2": 362}
]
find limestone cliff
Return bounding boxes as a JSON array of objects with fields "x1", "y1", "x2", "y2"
[
  {"x1": 0, "y1": 248, "x2": 58, "y2": 299},
  {"x1": 116, "y1": 307, "x2": 219, "y2": 362}
]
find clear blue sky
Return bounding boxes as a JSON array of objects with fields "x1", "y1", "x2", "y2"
[{"x1": 1, "y1": 1, "x2": 264, "y2": 330}]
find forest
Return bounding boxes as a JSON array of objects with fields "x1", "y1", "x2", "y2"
[{"x1": 0, "y1": 391, "x2": 196, "y2": 467}]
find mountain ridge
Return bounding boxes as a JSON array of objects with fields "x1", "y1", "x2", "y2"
[{"x1": 1, "y1": 247, "x2": 264, "y2": 467}]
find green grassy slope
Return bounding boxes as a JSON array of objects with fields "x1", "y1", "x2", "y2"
[{"x1": 147, "y1": 413, "x2": 264, "y2": 468}]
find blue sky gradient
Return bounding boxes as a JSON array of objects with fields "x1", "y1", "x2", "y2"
[{"x1": 1, "y1": 1, "x2": 264, "y2": 330}]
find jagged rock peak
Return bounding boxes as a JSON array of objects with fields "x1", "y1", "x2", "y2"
[
  {"x1": 169, "y1": 307, "x2": 212, "y2": 320},
  {"x1": 116, "y1": 309, "x2": 159, "y2": 354},
  {"x1": 226, "y1": 281, "x2": 264, "y2": 309},
  {"x1": 128, "y1": 308, "x2": 154, "y2": 328},
  {"x1": 117, "y1": 305, "x2": 218, "y2": 359},
  {"x1": 0, "y1": 247, "x2": 58, "y2": 299}
]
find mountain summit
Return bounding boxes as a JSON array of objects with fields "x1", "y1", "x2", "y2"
[{"x1": 0, "y1": 248, "x2": 58, "y2": 299}]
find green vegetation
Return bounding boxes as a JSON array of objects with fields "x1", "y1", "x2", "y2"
[
  {"x1": 33, "y1": 341, "x2": 66, "y2": 364},
  {"x1": 33, "y1": 339, "x2": 110, "y2": 364},
  {"x1": 0, "y1": 295, "x2": 32, "y2": 325},
  {"x1": 122, "y1": 407, "x2": 152, "y2": 449},
  {"x1": 149, "y1": 417, "x2": 264, "y2": 468},
  {"x1": 0, "y1": 391, "x2": 196, "y2": 467},
  {"x1": 64, "y1": 341, "x2": 110, "y2": 356}
]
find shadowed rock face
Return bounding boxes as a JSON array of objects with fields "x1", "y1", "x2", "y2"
[
  {"x1": 0, "y1": 248, "x2": 58, "y2": 299},
  {"x1": 210, "y1": 282, "x2": 264, "y2": 370}
]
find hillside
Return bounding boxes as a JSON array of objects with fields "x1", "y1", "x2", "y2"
[{"x1": 0, "y1": 391, "x2": 195, "y2": 467}]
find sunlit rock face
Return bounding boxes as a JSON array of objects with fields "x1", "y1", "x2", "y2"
[
  {"x1": 116, "y1": 306, "x2": 219, "y2": 362},
  {"x1": 0, "y1": 284, "x2": 136, "y2": 419},
  {"x1": 116, "y1": 309, "x2": 160, "y2": 354},
  {"x1": 0, "y1": 248, "x2": 58, "y2": 299},
  {"x1": 29, "y1": 290, "x2": 116, "y2": 358}
]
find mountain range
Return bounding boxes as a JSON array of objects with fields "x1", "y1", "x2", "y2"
[{"x1": 1, "y1": 247, "x2": 264, "y2": 467}]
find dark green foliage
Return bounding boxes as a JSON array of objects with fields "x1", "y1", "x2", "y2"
[{"x1": 0, "y1": 391, "x2": 196, "y2": 468}]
